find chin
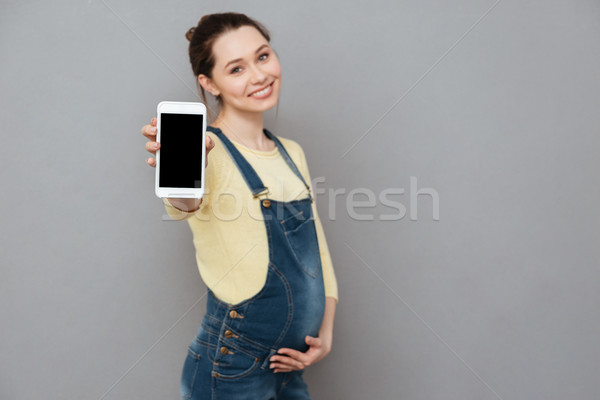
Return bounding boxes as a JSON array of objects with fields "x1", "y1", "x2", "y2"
[
  {"x1": 248, "y1": 96, "x2": 279, "y2": 113},
  {"x1": 259, "y1": 98, "x2": 279, "y2": 112}
]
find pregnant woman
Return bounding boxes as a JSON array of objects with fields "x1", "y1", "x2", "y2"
[{"x1": 141, "y1": 12, "x2": 338, "y2": 400}]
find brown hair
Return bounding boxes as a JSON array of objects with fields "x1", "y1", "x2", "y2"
[{"x1": 185, "y1": 12, "x2": 271, "y2": 118}]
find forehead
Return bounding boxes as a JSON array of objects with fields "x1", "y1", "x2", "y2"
[{"x1": 212, "y1": 25, "x2": 269, "y2": 66}]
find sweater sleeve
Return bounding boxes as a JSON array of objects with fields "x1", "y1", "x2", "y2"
[
  {"x1": 294, "y1": 143, "x2": 339, "y2": 304},
  {"x1": 162, "y1": 197, "x2": 204, "y2": 220}
]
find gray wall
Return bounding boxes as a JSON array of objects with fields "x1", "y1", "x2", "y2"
[{"x1": 2, "y1": 1, "x2": 599, "y2": 399}]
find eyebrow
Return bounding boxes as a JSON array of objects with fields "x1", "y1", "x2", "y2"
[{"x1": 223, "y1": 44, "x2": 270, "y2": 70}]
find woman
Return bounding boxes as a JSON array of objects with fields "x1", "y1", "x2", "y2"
[{"x1": 141, "y1": 12, "x2": 338, "y2": 399}]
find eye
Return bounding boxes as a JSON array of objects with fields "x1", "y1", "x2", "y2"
[
  {"x1": 258, "y1": 52, "x2": 269, "y2": 62},
  {"x1": 230, "y1": 66, "x2": 242, "y2": 74}
]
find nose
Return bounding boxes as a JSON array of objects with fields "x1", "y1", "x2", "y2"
[{"x1": 249, "y1": 63, "x2": 268, "y2": 84}]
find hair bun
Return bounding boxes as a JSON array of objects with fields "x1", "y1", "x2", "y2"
[{"x1": 185, "y1": 27, "x2": 195, "y2": 42}]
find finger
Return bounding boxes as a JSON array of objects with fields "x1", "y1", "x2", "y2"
[
  {"x1": 205, "y1": 136, "x2": 214, "y2": 168},
  {"x1": 146, "y1": 157, "x2": 156, "y2": 168},
  {"x1": 276, "y1": 348, "x2": 308, "y2": 363},
  {"x1": 306, "y1": 335, "x2": 321, "y2": 345},
  {"x1": 145, "y1": 141, "x2": 160, "y2": 154},
  {"x1": 142, "y1": 124, "x2": 158, "y2": 141},
  {"x1": 305, "y1": 336, "x2": 322, "y2": 350},
  {"x1": 270, "y1": 355, "x2": 305, "y2": 370},
  {"x1": 151, "y1": 117, "x2": 156, "y2": 126},
  {"x1": 206, "y1": 136, "x2": 215, "y2": 153},
  {"x1": 270, "y1": 360, "x2": 302, "y2": 372},
  {"x1": 273, "y1": 365, "x2": 293, "y2": 373}
]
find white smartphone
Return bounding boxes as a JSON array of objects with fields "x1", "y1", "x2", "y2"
[{"x1": 155, "y1": 101, "x2": 207, "y2": 199}]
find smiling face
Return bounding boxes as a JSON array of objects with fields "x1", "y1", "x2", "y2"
[{"x1": 199, "y1": 25, "x2": 281, "y2": 116}]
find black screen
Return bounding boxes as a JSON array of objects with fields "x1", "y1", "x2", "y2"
[{"x1": 158, "y1": 113, "x2": 204, "y2": 188}]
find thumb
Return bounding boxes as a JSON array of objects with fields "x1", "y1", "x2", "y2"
[
  {"x1": 305, "y1": 335, "x2": 319, "y2": 346},
  {"x1": 206, "y1": 136, "x2": 215, "y2": 152}
]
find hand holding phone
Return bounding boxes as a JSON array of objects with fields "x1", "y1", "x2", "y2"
[
  {"x1": 141, "y1": 118, "x2": 213, "y2": 169},
  {"x1": 141, "y1": 101, "x2": 215, "y2": 206},
  {"x1": 154, "y1": 101, "x2": 207, "y2": 199}
]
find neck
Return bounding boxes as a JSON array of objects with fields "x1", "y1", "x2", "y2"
[{"x1": 212, "y1": 106, "x2": 274, "y2": 151}]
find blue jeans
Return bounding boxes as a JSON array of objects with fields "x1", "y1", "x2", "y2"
[{"x1": 180, "y1": 309, "x2": 311, "y2": 399}]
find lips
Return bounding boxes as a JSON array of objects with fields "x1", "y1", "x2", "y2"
[{"x1": 248, "y1": 82, "x2": 274, "y2": 97}]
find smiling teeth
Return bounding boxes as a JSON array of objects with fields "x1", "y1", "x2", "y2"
[{"x1": 251, "y1": 85, "x2": 271, "y2": 97}]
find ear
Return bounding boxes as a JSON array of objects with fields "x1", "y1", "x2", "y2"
[{"x1": 198, "y1": 74, "x2": 220, "y2": 96}]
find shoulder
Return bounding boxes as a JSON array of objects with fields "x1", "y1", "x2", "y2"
[
  {"x1": 204, "y1": 130, "x2": 236, "y2": 188},
  {"x1": 273, "y1": 134, "x2": 314, "y2": 181},
  {"x1": 206, "y1": 130, "x2": 232, "y2": 165},
  {"x1": 275, "y1": 135, "x2": 306, "y2": 163}
]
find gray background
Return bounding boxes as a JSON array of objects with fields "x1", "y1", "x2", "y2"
[{"x1": 2, "y1": 0, "x2": 599, "y2": 399}]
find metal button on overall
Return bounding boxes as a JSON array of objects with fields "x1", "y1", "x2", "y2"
[
  {"x1": 262, "y1": 199, "x2": 271, "y2": 208},
  {"x1": 229, "y1": 310, "x2": 238, "y2": 319}
]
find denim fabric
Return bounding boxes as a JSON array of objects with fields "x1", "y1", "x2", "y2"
[{"x1": 180, "y1": 126, "x2": 326, "y2": 400}]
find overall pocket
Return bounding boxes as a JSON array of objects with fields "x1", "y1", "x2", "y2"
[
  {"x1": 180, "y1": 348, "x2": 199, "y2": 400},
  {"x1": 281, "y1": 211, "x2": 321, "y2": 278},
  {"x1": 180, "y1": 336, "x2": 212, "y2": 400},
  {"x1": 212, "y1": 347, "x2": 262, "y2": 380}
]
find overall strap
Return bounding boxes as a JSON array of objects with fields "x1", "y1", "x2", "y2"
[
  {"x1": 208, "y1": 126, "x2": 312, "y2": 201},
  {"x1": 263, "y1": 129, "x2": 311, "y2": 196},
  {"x1": 208, "y1": 126, "x2": 268, "y2": 197}
]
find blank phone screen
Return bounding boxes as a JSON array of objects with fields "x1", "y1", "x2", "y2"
[{"x1": 158, "y1": 113, "x2": 204, "y2": 188}]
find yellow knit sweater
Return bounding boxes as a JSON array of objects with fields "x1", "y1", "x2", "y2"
[{"x1": 163, "y1": 129, "x2": 338, "y2": 306}]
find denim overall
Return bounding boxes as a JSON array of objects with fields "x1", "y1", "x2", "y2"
[{"x1": 180, "y1": 126, "x2": 326, "y2": 400}]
